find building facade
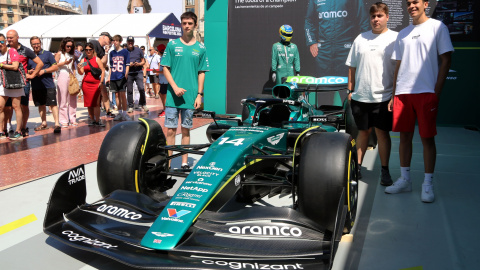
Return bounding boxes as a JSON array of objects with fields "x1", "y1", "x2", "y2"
[
  {"x1": 0, "y1": 0, "x2": 81, "y2": 30},
  {"x1": 185, "y1": 0, "x2": 204, "y2": 43}
]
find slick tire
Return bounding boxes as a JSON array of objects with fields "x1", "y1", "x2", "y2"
[
  {"x1": 298, "y1": 132, "x2": 358, "y2": 234},
  {"x1": 97, "y1": 121, "x2": 167, "y2": 200}
]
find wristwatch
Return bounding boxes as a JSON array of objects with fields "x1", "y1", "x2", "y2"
[{"x1": 198, "y1": 93, "x2": 204, "y2": 96}]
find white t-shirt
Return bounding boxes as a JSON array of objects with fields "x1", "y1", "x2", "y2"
[
  {"x1": 346, "y1": 29, "x2": 398, "y2": 102},
  {"x1": 146, "y1": 54, "x2": 161, "y2": 76},
  {"x1": 392, "y1": 18, "x2": 454, "y2": 95}
]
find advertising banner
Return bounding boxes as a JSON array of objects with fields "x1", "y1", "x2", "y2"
[
  {"x1": 225, "y1": 0, "x2": 478, "y2": 115},
  {"x1": 83, "y1": 0, "x2": 183, "y2": 19}
]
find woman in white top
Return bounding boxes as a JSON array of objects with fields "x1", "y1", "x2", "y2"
[
  {"x1": 55, "y1": 37, "x2": 76, "y2": 127},
  {"x1": 0, "y1": 33, "x2": 24, "y2": 140}
]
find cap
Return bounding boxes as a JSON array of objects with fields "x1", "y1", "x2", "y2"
[
  {"x1": 100, "y1": 32, "x2": 112, "y2": 41},
  {"x1": 127, "y1": 36, "x2": 134, "y2": 42},
  {"x1": 157, "y1": 44, "x2": 166, "y2": 53}
]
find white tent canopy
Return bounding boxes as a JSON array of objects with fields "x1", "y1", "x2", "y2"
[{"x1": 0, "y1": 13, "x2": 180, "y2": 50}]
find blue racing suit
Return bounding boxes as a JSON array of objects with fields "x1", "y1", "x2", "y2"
[{"x1": 305, "y1": 0, "x2": 370, "y2": 76}]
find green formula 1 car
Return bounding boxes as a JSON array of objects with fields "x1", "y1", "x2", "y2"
[{"x1": 44, "y1": 76, "x2": 359, "y2": 270}]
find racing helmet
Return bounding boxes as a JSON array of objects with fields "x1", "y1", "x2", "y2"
[{"x1": 279, "y1": 25, "x2": 293, "y2": 42}]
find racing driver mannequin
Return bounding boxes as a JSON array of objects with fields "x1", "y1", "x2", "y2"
[
  {"x1": 305, "y1": 0, "x2": 369, "y2": 76},
  {"x1": 271, "y1": 25, "x2": 300, "y2": 85}
]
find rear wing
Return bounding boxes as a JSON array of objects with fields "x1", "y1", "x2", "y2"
[{"x1": 284, "y1": 76, "x2": 348, "y2": 92}]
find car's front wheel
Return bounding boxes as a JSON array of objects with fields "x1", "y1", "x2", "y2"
[{"x1": 297, "y1": 132, "x2": 358, "y2": 234}]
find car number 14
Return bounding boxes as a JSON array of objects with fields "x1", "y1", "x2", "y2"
[{"x1": 218, "y1": 137, "x2": 244, "y2": 146}]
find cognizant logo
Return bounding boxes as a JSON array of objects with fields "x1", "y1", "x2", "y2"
[
  {"x1": 202, "y1": 260, "x2": 304, "y2": 269},
  {"x1": 318, "y1": 10, "x2": 348, "y2": 19}
]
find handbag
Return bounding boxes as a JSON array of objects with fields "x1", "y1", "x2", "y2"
[
  {"x1": 68, "y1": 72, "x2": 80, "y2": 96},
  {"x1": 86, "y1": 57, "x2": 102, "y2": 79},
  {"x1": 1, "y1": 49, "x2": 27, "y2": 89}
]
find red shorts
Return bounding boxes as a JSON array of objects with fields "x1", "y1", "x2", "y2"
[{"x1": 392, "y1": 93, "x2": 439, "y2": 138}]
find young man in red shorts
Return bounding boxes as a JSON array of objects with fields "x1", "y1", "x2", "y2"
[{"x1": 386, "y1": 0, "x2": 453, "y2": 202}]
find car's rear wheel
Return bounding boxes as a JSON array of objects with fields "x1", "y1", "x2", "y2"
[
  {"x1": 97, "y1": 120, "x2": 168, "y2": 201},
  {"x1": 297, "y1": 132, "x2": 358, "y2": 233}
]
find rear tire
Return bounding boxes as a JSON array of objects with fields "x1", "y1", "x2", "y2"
[
  {"x1": 298, "y1": 133, "x2": 358, "y2": 233},
  {"x1": 97, "y1": 121, "x2": 168, "y2": 201}
]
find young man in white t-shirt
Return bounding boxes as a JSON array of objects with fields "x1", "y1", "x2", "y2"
[
  {"x1": 385, "y1": 0, "x2": 453, "y2": 203},
  {"x1": 346, "y1": 2, "x2": 397, "y2": 186}
]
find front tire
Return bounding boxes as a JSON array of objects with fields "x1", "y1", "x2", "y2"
[
  {"x1": 297, "y1": 132, "x2": 358, "y2": 233},
  {"x1": 97, "y1": 120, "x2": 168, "y2": 201}
]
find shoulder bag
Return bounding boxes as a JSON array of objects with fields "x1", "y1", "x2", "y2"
[
  {"x1": 1, "y1": 49, "x2": 27, "y2": 89},
  {"x1": 86, "y1": 57, "x2": 102, "y2": 79}
]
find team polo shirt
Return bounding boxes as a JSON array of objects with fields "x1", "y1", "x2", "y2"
[
  {"x1": 127, "y1": 46, "x2": 144, "y2": 73},
  {"x1": 109, "y1": 48, "x2": 130, "y2": 81},
  {"x1": 16, "y1": 43, "x2": 36, "y2": 73},
  {"x1": 29, "y1": 50, "x2": 57, "y2": 89},
  {"x1": 161, "y1": 39, "x2": 209, "y2": 109}
]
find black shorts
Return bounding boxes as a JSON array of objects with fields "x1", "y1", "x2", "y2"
[
  {"x1": 160, "y1": 83, "x2": 168, "y2": 95},
  {"x1": 351, "y1": 99, "x2": 392, "y2": 131},
  {"x1": 33, "y1": 87, "x2": 57, "y2": 106},
  {"x1": 148, "y1": 74, "x2": 159, "y2": 84},
  {"x1": 109, "y1": 78, "x2": 127, "y2": 92}
]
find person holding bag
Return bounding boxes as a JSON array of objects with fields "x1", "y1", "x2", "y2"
[
  {"x1": 0, "y1": 33, "x2": 24, "y2": 140},
  {"x1": 55, "y1": 37, "x2": 77, "y2": 128},
  {"x1": 77, "y1": 42, "x2": 105, "y2": 127}
]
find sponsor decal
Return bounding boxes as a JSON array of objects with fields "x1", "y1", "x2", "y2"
[
  {"x1": 175, "y1": 47, "x2": 183, "y2": 53},
  {"x1": 151, "y1": 232, "x2": 174, "y2": 237},
  {"x1": 202, "y1": 260, "x2": 304, "y2": 270},
  {"x1": 68, "y1": 167, "x2": 85, "y2": 185},
  {"x1": 318, "y1": 10, "x2": 348, "y2": 19},
  {"x1": 344, "y1": 43, "x2": 352, "y2": 48},
  {"x1": 196, "y1": 162, "x2": 224, "y2": 171},
  {"x1": 287, "y1": 76, "x2": 347, "y2": 85},
  {"x1": 193, "y1": 171, "x2": 220, "y2": 178},
  {"x1": 234, "y1": 175, "x2": 241, "y2": 187},
  {"x1": 161, "y1": 208, "x2": 190, "y2": 223},
  {"x1": 175, "y1": 192, "x2": 203, "y2": 201},
  {"x1": 267, "y1": 133, "x2": 284, "y2": 146},
  {"x1": 167, "y1": 208, "x2": 191, "y2": 218},
  {"x1": 96, "y1": 204, "x2": 142, "y2": 220},
  {"x1": 180, "y1": 186, "x2": 209, "y2": 193},
  {"x1": 62, "y1": 230, "x2": 117, "y2": 249},
  {"x1": 311, "y1": 116, "x2": 327, "y2": 122},
  {"x1": 185, "y1": 177, "x2": 212, "y2": 186},
  {"x1": 228, "y1": 226, "x2": 302, "y2": 237},
  {"x1": 153, "y1": 239, "x2": 162, "y2": 244},
  {"x1": 170, "y1": 201, "x2": 196, "y2": 208}
]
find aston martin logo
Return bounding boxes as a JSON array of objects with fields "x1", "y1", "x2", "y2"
[
  {"x1": 151, "y1": 232, "x2": 174, "y2": 237},
  {"x1": 267, "y1": 133, "x2": 285, "y2": 145}
]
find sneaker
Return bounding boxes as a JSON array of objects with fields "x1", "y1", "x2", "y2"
[
  {"x1": 9, "y1": 131, "x2": 23, "y2": 140},
  {"x1": 385, "y1": 177, "x2": 412, "y2": 194},
  {"x1": 123, "y1": 114, "x2": 132, "y2": 121},
  {"x1": 21, "y1": 127, "x2": 29, "y2": 137},
  {"x1": 113, "y1": 114, "x2": 124, "y2": 121},
  {"x1": 380, "y1": 169, "x2": 393, "y2": 186},
  {"x1": 181, "y1": 163, "x2": 190, "y2": 170},
  {"x1": 158, "y1": 111, "x2": 165, "y2": 118},
  {"x1": 421, "y1": 184, "x2": 435, "y2": 203},
  {"x1": 142, "y1": 105, "x2": 149, "y2": 112},
  {"x1": 8, "y1": 129, "x2": 14, "y2": 135},
  {"x1": 88, "y1": 120, "x2": 95, "y2": 126},
  {"x1": 127, "y1": 107, "x2": 134, "y2": 113},
  {"x1": 113, "y1": 105, "x2": 118, "y2": 111},
  {"x1": 95, "y1": 121, "x2": 106, "y2": 127},
  {"x1": 155, "y1": 94, "x2": 160, "y2": 99},
  {"x1": 106, "y1": 111, "x2": 116, "y2": 118},
  {"x1": 0, "y1": 132, "x2": 7, "y2": 139}
]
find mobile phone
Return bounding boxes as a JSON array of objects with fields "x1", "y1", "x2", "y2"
[{"x1": 80, "y1": 62, "x2": 88, "y2": 67}]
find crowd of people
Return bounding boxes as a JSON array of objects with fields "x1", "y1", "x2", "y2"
[{"x1": 0, "y1": 25, "x2": 172, "y2": 140}]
